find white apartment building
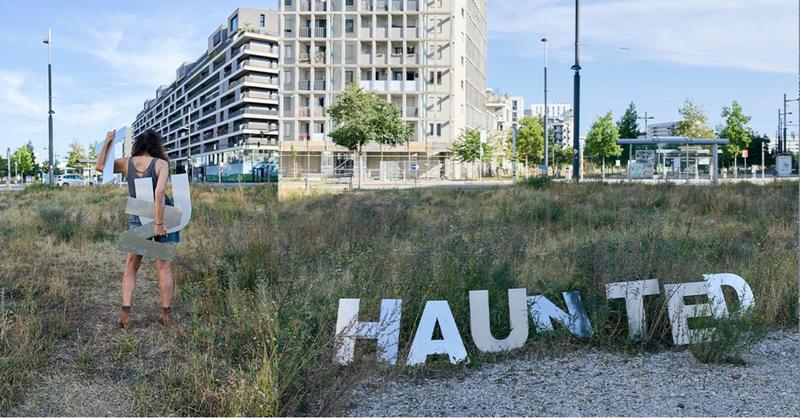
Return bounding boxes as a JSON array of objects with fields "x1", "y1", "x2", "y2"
[
  {"x1": 279, "y1": 0, "x2": 488, "y2": 179},
  {"x1": 530, "y1": 103, "x2": 573, "y2": 147},
  {"x1": 641, "y1": 121, "x2": 679, "y2": 138},
  {"x1": 485, "y1": 91, "x2": 523, "y2": 133},
  {"x1": 132, "y1": 9, "x2": 281, "y2": 182}
]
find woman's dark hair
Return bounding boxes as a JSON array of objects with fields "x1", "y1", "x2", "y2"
[{"x1": 131, "y1": 129, "x2": 169, "y2": 162}]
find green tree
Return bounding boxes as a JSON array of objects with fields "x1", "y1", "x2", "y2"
[
  {"x1": 616, "y1": 102, "x2": 640, "y2": 161},
  {"x1": 88, "y1": 141, "x2": 98, "y2": 160},
  {"x1": 11, "y1": 145, "x2": 35, "y2": 178},
  {"x1": 66, "y1": 140, "x2": 88, "y2": 168},
  {"x1": 328, "y1": 83, "x2": 412, "y2": 187},
  {"x1": 553, "y1": 145, "x2": 573, "y2": 178},
  {"x1": 675, "y1": 99, "x2": 715, "y2": 139},
  {"x1": 719, "y1": 101, "x2": 752, "y2": 174},
  {"x1": 585, "y1": 111, "x2": 622, "y2": 178},
  {"x1": 509, "y1": 116, "x2": 544, "y2": 169},
  {"x1": 746, "y1": 132, "x2": 773, "y2": 170},
  {"x1": 452, "y1": 128, "x2": 492, "y2": 170}
]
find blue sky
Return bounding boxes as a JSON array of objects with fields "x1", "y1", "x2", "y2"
[{"x1": 1, "y1": 0, "x2": 799, "y2": 160}]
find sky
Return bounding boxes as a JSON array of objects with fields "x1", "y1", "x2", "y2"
[{"x1": 1, "y1": 0, "x2": 799, "y2": 160}]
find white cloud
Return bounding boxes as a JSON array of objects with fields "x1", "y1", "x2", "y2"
[{"x1": 489, "y1": 0, "x2": 798, "y2": 73}]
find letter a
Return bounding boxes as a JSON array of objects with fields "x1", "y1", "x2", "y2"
[{"x1": 406, "y1": 301, "x2": 468, "y2": 366}]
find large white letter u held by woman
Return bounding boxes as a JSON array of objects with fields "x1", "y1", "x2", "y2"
[{"x1": 469, "y1": 288, "x2": 529, "y2": 353}]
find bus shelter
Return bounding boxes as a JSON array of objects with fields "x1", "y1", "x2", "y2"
[{"x1": 617, "y1": 137, "x2": 730, "y2": 184}]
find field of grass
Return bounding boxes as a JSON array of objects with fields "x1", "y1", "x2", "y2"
[{"x1": 0, "y1": 181, "x2": 797, "y2": 415}]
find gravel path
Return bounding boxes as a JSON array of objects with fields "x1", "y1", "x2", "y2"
[{"x1": 345, "y1": 332, "x2": 799, "y2": 417}]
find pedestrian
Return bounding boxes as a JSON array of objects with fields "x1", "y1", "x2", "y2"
[{"x1": 95, "y1": 129, "x2": 180, "y2": 328}]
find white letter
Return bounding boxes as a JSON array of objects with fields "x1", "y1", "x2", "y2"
[
  {"x1": 334, "y1": 298, "x2": 402, "y2": 365},
  {"x1": 527, "y1": 291, "x2": 593, "y2": 338},
  {"x1": 406, "y1": 301, "x2": 468, "y2": 366},
  {"x1": 469, "y1": 288, "x2": 529, "y2": 353},
  {"x1": 605, "y1": 279, "x2": 661, "y2": 340},
  {"x1": 704, "y1": 273, "x2": 755, "y2": 317},
  {"x1": 664, "y1": 282, "x2": 712, "y2": 345}
]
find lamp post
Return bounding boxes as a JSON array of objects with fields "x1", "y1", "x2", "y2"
[
  {"x1": 571, "y1": 0, "x2": 581, "y2": 182},
  {"x1": 512, "y1": 122, "x2": 518, "y2": 184},
  {"x1": 542, "y1": 37, "x2": 549, "y2": 176},
  {"x1": 43, "y1": 30, "x2": 54, "y2": 186}
]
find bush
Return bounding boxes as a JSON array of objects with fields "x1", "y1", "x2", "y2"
[{"x1": 689, "y1": 313, "x2": 768, "y2": 365}]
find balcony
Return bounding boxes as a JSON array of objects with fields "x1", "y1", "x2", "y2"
[
  {"x1": 314, "y1": 27, "x2": 327, "y2": 38},
  {"x1": 299, "y1": 80, "x2": 311, "y2": 90},
  {"x1": 243, "y1": 43, "x2": 278, "y2": 55},
  {"x1": 391, "y1": 0, "x2": 403, "y2": 11},
  {"x1": 228, "y1": 108, "x2": 245, "y2": 118},
  {"x1": 313, "y1": 80, "x2": 326, "y2": 90},
  {"x1": 242, "y1": 91, "x2": 279, "y2": 101},
  {"x1": 377, "y1": 0, "x2": 388, "y2": 11},
  {"x1": 314, "y1": 52, "x2": 327, "y2": 64},
  {"x1": 245, "y1": 107, "x2": 280, "y2": 116},
  {"x1": 359, "y1": 80, "x2": 420, "y2": 92},
  {"x1": 299, "y1": 53, "x2": 311, "y2": 64},
  {"x1": 241, "y1": 59, "x2": 278, "y2": 70},
  {"x1": 314, "y1": 1, "x2": 327, "y2": 11},
  {"x1": 299, "y1": 107, "x2": 311, "y2": 117},
  {"x1": 406, "y1": 107, "x2": 419, "y2": 117},
  {"x1": 299, "y1": 27, "x2": 312, "y2": 38},
  {"x1": 313, "y1": 107, "x2": 326, "y2": 117},
  {"x1": 299, "y1": 1, "x2": 311, "y2": 11},
  {"x1": 362, "y1": 0, "x2": 373, "y2": 11},
  {"x1": 239, "y1": 122, "x2": 279, "y2": 132}
]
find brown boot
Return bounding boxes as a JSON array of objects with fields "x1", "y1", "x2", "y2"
[
  {"x1": 158, "y1": 307, "x2": 171, "y2": 327},
  {"x1": 118, "y1": 306, "x2": 132, "y2": 328}
]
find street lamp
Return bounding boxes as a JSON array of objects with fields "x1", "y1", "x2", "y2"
[
  {"x1": 571, "y1": 0, "x2": 581, "y2": 182},
  {"x1": 43, "y1": 30, "x2": 54, "y2": 186},
  {"x1": 542, "y1": 37, "x2": 549, "y2": 176}
]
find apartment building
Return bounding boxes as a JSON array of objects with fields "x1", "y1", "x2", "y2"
[
  {"x1": 485, "y1": 91, "x2": 523, "y2": 133},
  {"x1": 642, "y1": 121, "x2": 679, "y2": 138},
  {"x1": 279, "y1": 0, "x2": 488, "y2": 179},
  {"x1": 531, "y1": 103, "x2": 573, "y2": 147},
  {"x1": 132, "y1": 9, "x2": 281, "y2": 182}
]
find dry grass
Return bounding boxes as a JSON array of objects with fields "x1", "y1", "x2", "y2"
[{"x1": 0, "y1": 181, "x2": 797, "y2": 416}]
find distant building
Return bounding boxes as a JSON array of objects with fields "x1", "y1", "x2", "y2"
[
  {"x1": 642, "y1": 121, "x2": 679, "y2": 138},
  {"x1": 485, "y1": 90, "x2": 523, "y2": 133},
  {"x1": 530, "y1": 103, "x2": 573, "y2": 147},
  {"x1": 132, "y1": 8, "x2": 281, "y2": 180}
]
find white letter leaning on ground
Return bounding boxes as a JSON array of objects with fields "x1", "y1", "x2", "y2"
[
  {"x1": 333, "y1": 299, "x2": 402, "y2": 365},
  {"x1": 406, "y1": 301, "x2": 468, "y2": 366},
  {"x1": 469, "y1": 288, "x2": 529, "y2": 352},
  {"x1": 665, "y1": 273, "x2": 756, "y2": 345},
  {"x1": 605, "y1": 279, "x2": 661, "y2": 341},
  {"x1": 527, "y1": 291, "x2": 593, "y2": 338}
]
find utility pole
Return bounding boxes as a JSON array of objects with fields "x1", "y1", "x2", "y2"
[
  {"x1": 571, "y1": 0, "x2": 581, "y2": 182},
  {"x1": 43, "y1": 30, "x2": 54, "y2": 186},
  {"x1": 6, "y1": 148, "x2": 10, "y2": 190},
  {"x1": 512, "y1": 122, "x2": 518, "y2": 185},
  {"x1": 542, "y1": 37, "x2": 549, "y2": 176},
  {"x1": 779, "y1": 109, "x2": 783, "y2": 153},
  {"x1": 797, "y1": 0, "x2": 800, "y2": 332}
]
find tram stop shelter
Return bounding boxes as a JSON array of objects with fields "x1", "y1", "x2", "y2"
[{"x1": 617, "y1": 136, "x2": 730, "y2": 184}]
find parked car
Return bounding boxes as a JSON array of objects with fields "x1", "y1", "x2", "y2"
[{"x1": 56, "y1": 174, "x2": 94, "y2": 187}]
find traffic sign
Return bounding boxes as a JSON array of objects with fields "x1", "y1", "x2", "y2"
[
  {"x1": 742, "y1": 149, "x2": 749, "y2": 158},
  {"x1": 410, "y1": 163, "x2": 418, "y2": 170}
]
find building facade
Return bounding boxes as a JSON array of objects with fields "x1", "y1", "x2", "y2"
[
  {"x1": 279, "y1": 0, "x2": 488, "y2": 179},
  {"x1": 485, "y1": 90, "x2": 523, "y2": 133},
  {"x1": 530, "y1": 103, "x2": 573, "y2": 147},
  {"x1": 642, "y1": 121, "x2": 679, "y2": 138},
  {"x1": 132, "y1": 9, "x2": 281, "y2": 182}
]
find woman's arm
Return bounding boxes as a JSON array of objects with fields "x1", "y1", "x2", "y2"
[
  {"x1": 94, "y1": 131, "x2": 128, "y2": 175},
  {"x1": 153, "y1": 159, "x2": 169, "y2": 236},
  {"x1": 94, "y1": 131, "x2": 115, "y2": 173}
]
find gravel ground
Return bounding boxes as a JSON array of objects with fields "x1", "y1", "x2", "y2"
[{"x1": 344, "y1": 331, "x2": 799, "y2": 417}]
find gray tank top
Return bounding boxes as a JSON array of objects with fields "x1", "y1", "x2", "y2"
[{"x1": 127, "y1": 157, "x2": 173, "y2": 205}]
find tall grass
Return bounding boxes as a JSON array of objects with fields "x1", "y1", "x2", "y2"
[{"x1": 0, "y1": 181, "x2": 797, "y2": 415}]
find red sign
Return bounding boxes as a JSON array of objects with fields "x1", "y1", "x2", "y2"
[{"x1": 742, "y1": 149, "x2": 749, "y2": 158}]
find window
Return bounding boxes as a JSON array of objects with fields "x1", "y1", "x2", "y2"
[
  {"x1": 260, "y1": 14, "x2": 266, "y2": 27},
  {"x1": 407, "y1": 46, "x2": 416, "y2": 55},
  {"x1": 345, "y1": 71, "x2": 354, "y2": 83},
  {"x1": 345, "y1": 19, "x2": 354, "y2": 33},
  {"x1": 229, "y1": 15, "x2": 238, "y2": 32},
  {"x1": 213, "y1": 31, "x2": 221, "y2": 46},
  {"x1": 284, "y1": 0, "x2": 293, "y2": 5}
]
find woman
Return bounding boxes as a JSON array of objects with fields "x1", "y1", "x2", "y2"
[{"x1": 95, "y1": 129, "x2": 179, "y2": 328}]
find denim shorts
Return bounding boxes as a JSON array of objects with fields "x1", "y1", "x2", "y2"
[{"x1": 128, "y1": 216, "x2": 180, "y2": 244}]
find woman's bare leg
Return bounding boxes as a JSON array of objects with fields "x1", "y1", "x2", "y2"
[
  {"x1": 122, "y1": 253, "x2": 143, "y2": 306},
  {"x1": 154, "y1": 259, "x2": 174, "y2": 308}
]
